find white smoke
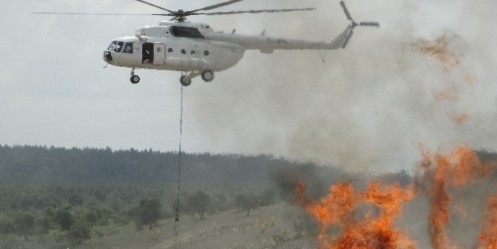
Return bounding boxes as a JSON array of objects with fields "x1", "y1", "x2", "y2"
[{"x1": 184, "y1": 0, "x2": 497, "y2": 173}]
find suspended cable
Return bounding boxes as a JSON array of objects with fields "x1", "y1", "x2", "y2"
[{"x1": 174, "y1": 85, "x2": 184, "y2": 247}]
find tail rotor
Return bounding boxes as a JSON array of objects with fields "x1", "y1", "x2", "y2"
[{"x1": 339, "y1": 0, "x2": 379, "y2": 48}]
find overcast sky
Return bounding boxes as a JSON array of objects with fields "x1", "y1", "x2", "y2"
[{"x1": 1, "y1": 0, "x2": 496, "y2": 173}]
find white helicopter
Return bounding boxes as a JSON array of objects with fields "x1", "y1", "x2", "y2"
[{"x1": 35, "y1": 0, "x2": 379, "y2": 86}]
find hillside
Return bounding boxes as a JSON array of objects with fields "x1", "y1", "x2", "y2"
[
  {"x1": 0, "y1": 145, "x2": 344, "y2": 249},
  {"x1": 2, "y1": 145, "x2": 497, "y2": 249},
  {"x1": 0, "y1": 145, "x2": 342, "y2": 187}
]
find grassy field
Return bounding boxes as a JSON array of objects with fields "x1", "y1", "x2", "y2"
[{"x1": 1, "y1": 203, "x2": 314, "y2": 249}]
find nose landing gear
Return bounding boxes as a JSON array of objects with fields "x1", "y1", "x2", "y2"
[
  {"x1": 130, "y1": 68, "x2": 140, "y2": 84},
  {"x1": 180, "y1": 75, "x2": 192, "y2": 86},
  {"x1": 131, "y1": 75, "x2": 140, "y2": 84}
]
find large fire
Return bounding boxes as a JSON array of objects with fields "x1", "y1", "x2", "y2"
[
  {"x1": 295, "y1": 146, "x2": 497, "y2": 249},
  {"x1": 295, "y1": 181, "x2": 415, "y2": 249}
]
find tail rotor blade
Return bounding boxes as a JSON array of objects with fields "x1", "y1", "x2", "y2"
[
  {"x1": 340, "y1": 1, "x2": 353, "y2": 21},
  {"x1": 341, "y1": 29, "x2": 354, "y2": 49},
  {"x1": 359, "y1": 21, "x2": 380, "y2": 27}
]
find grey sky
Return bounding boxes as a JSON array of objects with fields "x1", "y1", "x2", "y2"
[{"x1": 1, "y1": 0, "x2": 496, "y2": 173}]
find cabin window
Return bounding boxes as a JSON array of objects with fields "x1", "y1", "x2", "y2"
[
  {"x1": 190, "y1": 50, "x2": 196, "y2": 55},
  {"x1": 204, "y1": 50, "x2": 210, "y2": 56},
  {"x1": 168, "y1": 48, "x2": 173, "y2": 53},
  {"x1": 181, "y1": 49, "x2": 186, "y2": 55},
  {"x1": 169, "y1": 26, "x2": 204, "y2": 39},
  {"x1": 123, "y1": 42, "x2": 133, "y2": 53}
]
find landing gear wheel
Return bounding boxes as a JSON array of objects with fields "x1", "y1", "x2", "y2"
[
  {"x1": 180, "y1": 76, "x2": 192, "y2": 86},
  {"x1": 201, "y1": 70, "x2": 214, "y2": 82},
  {"x1": 130, "y1": 75, "x2": 140, "y2": 84}
]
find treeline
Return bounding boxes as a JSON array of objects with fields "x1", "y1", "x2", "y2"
[{"x1": 0, "y1": 145, "x2": 336, "y2": 186}]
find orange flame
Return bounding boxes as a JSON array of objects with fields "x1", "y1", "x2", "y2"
[
  {"x1": 295, "y1": 181, "x2": 415, "y2": 249},
  {"x1": 295, "y1": 181, "x2": 359, "y2": 248},
  {"x1": 296, "y1": 146, "x2": 496, "y2": 249},
  {"x1": 417, "y1": 146, "x2": 493, "y2": 249}
]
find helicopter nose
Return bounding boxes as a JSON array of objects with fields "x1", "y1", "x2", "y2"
[{"x1": 103, "y1": 50, "x2": 113, "y2": 63}]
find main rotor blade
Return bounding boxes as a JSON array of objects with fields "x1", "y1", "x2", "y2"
[
  {"x1": 33, "y1": 12, "x2": 155, "y2": 16},
  {"x1": 135, "y1": 0, "x2": 174, "y2": 13},
  {"x1": 187, "y1": 0, "x2": 243, "y2": 13},
  {"x1": 340, "y1": 1, "x2": 353, "y2": 21},
  {"x1": 196, "y1": 7, "x2": 314, "y2": 16}
]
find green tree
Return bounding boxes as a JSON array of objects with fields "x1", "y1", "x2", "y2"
[
  {"x1": 35, "y1": 216, "x2": 51, "y2": 234},
  {"x1": 208, "y1": 193, "x2": 231, "y2": 214},
  {"x1": 0, "y1": 219, "x2": 16, "y2": 235},
  {"x1": 83, "y1": 208, "x2": 110, "y2": 227},
  {"x1": 258, "y1": 189, "x2": 276, "y2": 207},
  {"x1": 68, "y1": 222, "x2": 91, "y2": 245},
  {"x1": 234, "y1": 193, "x2": 259, "y2": 217},
  {"x1": 136, "y1": 199, "x2": 161, "y2": 230},
  {"x1": 14, "y1": 213, "x2": 34, "y2": 240},
  {"x1": 54, "y1": 209, "x2": 74, "y2": 231},
  {"x1": 67, "y1": 192, "x2": 84, "y2": 207},
  {"x1": 186, "y1": 191, "x2": 211, "y2": 220}
]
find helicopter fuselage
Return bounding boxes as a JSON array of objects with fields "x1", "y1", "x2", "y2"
[
  {"x1": 104, "y1": 23, "x2": 246, "y2": 73},
  {"x1": 102, "y1": 20, "x2": 357, "y2": 85}
]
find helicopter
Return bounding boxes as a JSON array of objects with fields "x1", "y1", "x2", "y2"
[{"x1": 35, "y1": 0, "x2": 379, "y2": 86}]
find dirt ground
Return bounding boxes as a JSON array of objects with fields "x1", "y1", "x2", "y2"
[{"x1": 76, "y1": 203, "x2": 313, "y2": 249}]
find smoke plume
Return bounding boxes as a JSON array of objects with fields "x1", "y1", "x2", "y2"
[{"x1": 186, "y1": 0, "x2": 497, "y2": 173}]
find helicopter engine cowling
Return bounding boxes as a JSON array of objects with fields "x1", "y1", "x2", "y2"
[{"x1": 166, "y1": 57, "x2": 206, "y2": 71}]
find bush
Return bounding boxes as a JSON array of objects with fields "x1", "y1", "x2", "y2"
[
  {"x1": 0, "y1": 220, "x2": 16, "y2": 235},
  {"x1": 0, "y1": 235, "x2": 22, "y2": 249},
  {"x1": 14, "y1": 213, "x2": 35, "y2": 240},
  {"x1": 68, "y1": 222, "x2": 91, "y2": 245},
  {"x1": 36, "y1": 216, "x2": 51, "y2": 234},
  {"x1": 186, "y1": 191, "x2": 211, "y2": 220},
  {"x1": 54, "y1": 209, "x2": 74, "y2": 231},
  {"x1": 135, "y1": 199, "x2": 161, "y2": 230},
  {"x1": 83, "y1": 208, "x2": 110, "y2": 227}
]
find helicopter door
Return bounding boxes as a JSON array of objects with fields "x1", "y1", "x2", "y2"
[
  {"x1": 153, "y1": 43, "x2": 165, "y2": 65},
  {"x1": 142, "y1": 43, "x2": 154, "y2": 64}
]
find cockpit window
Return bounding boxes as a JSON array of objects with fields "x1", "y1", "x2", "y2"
[
  {"x1": 169, "y1": 26, "x2": 204, "y2": 39},
  {"x1": 123, "y1": 42, "x2": 133, "y2": 53},
  {"x1": 114, "y1": 41, "x2": 124, "y2": 52},
  {"x1": 108, "y1": 41, "x2": 132, "y2": 53},
  {"x1": 108, "y1": 41, "x2": 117, "y2": 51}
]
